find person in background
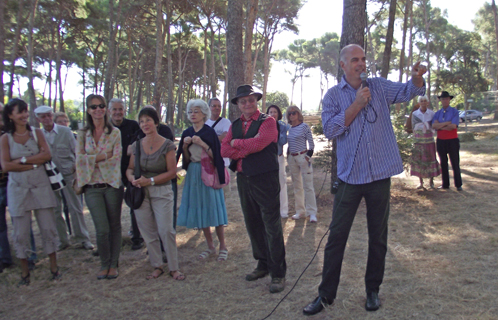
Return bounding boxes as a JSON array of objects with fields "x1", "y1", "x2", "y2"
[
  {"x1": 177, "y1": 99, "x2": 229, "y2": 262},
  {"x1": 76, "y1": 94, "x2": 122, "y2": 280},
  {"x1": 1, "y1": 98, "x2": 61, "y2": 285},
  {"x1": 127, "y1": 108, "x2": 185, "y2": 280},
  {"x1": 410, "y1": 95, "x2": 441, "y2": 189},
  {"x1": 54, "y1": 112, "x2": 71, "y2": 127},
  {"x1": 266, "y1": 105, "x2": 289, "y2": 218},
  {"x1": 0, "y1": 102, "x2": 13, "y2": 273},
  {"x1": 432, "y1": 91, "x2": 463, "y2": 191},
  {"x1": 109, "y1": 98, "x2": 144, "y2": 250},
  {"x1": 34, "y1": 106, "x2": 94, "y2": 251},
  {"x1": 286, "y1": 106, "x2": 317, "y2": 223},
  {"x1": 205, "y1": 97, "x2": 232, "y2": 197},
  {"x1": 221, "y1": 85, "x2": 286, "y2": 294}
]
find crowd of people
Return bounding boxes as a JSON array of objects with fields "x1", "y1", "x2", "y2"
[{"x1": 1, "y1": 45, "x2": 465, "y2": 316}]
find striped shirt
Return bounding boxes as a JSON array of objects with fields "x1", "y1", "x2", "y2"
[
  {"x1": 322, "y1": 76, "x2": 426, "y2": 185},
  {"x1": 287, "y1": 122, "x2": 314, "y2": 154}
]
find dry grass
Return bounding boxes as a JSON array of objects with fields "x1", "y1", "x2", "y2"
[{"x1": 1, "y1": 118, "x2": 498, "y2": 319}]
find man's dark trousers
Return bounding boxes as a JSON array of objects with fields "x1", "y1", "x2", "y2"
[
  {"x1": 318, "y1": 178, "x2": 391, "y2": 301},
  {"x1": 237, "y1": 170, "x2": 286, "y2": 278},
  {"x1": 436, "y1": 138, "x2": 462, "y2": 188}
]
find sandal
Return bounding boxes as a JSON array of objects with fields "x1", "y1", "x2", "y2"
[
  {"x1": 146, "y1": 268, "x2": 165, "y2": 280},
  {"x1": 198, "y1": 248, "x2": 215, "y2": 260},
  {"x1": 217, "y1": 249, "x2": 228, "y2": 262},
  {"x1": 18, "y1": 273, "x2": 30, "y2": 287},
  {"x1": 51, "y1": 267, "x2": 62, "y2": 281},
  {"x1": 170, "y1": 270, "x2": 186, "y2": 281}
]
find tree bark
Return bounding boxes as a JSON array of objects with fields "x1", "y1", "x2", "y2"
[
  {"x1": 8, "y1": 0, "x2": 25, "y2": 100},
  {"x1": 152, "y1": 0, "x2": 164, "y2": 114},
  {"x1": 381, "y1": 0, "x2": 396, "y2": 79},
  {"x1": 399, "y1": 0, "x2": 410, "y2": 82},
  {"x1": 243, "y1": 0, "x2": 258, "y2": 84},
  {"x1": 227, "y1": 0, "x2": 245, "y2": 121},
  {"x1": 0, "y1": 0, "x2": 5, "y2": 102},
  {"x1": 27, "y1": 0, "x2": 39, "y2": 126},
  {"x1": 492, "y1": 0, "x2": 498, "y2": 119},
  {"x1": 332, "y1": 0, "x2": 367, "y2": 192},
  {"x1": 165, "y1": 0, "x2": 175, "y2": 129}
]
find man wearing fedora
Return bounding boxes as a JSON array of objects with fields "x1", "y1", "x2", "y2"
[
  {"x1": 432, "y1": 91, "x2": 463, "y2": 191},
  {"x1": 34, "y1": 106, "x2": 95, "y2": 250},
  {"x1": 221, "y1": 84, "x2": 286, "y2": 293}
]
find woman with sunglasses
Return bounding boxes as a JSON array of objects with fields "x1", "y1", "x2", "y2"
[
  {"x1": 286, "y1": 106, "x2": 317, "y2": 222},
  {"x1": 0, "y1": 98, "x2": 61, "y2": 285},
  {"x1": 176, "y1": 99, "x2": 228, "y2": 262},
  {"x1": 266, "y1": 105, "x2": 290, "y2": 218},
  {"x1": 75, "y1": 94, "x2": 123, "y2": 280}
]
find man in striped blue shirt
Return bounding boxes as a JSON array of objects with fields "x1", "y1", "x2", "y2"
[{"x1": 303, "y1": 44, "x2": 427, "y2": 316}]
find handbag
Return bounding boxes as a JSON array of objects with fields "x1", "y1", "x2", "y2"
[
  {"x1": 200, "y1": 148, "x2": 229, "y2": 189},
  {"x1": 31, "y1": 127, "x2": 66, "y2": 191},
  {"x1": 124, "y1": 139, "x2": 145, "y2": 209}
]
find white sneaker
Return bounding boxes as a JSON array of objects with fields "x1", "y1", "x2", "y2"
[
  {"x1": 309, "y1": 215, "x2": 317, "y2": 223},
  {"x1": 291, "y1": 213, "x2": 303, "y2": 220},
  {"x1": 82, "y1": 241, "x2": 95, "y2": 250},
  {"x1": 281, "y1": 214, "x2": 289, "y2": 218}
]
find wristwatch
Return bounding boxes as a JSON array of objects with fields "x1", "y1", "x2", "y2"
[
  {"x1": 33, "y1": 164, "x2": 38, "y2": 169},
  {"x1": 150, "y1": 177, "x2": 155, "y2": 186},
  {"x1": 20, "y1": 156, "x2": 27, "y2": 164}
]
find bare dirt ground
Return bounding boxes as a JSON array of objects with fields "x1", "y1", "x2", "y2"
[{"x1": 1, "y1": 117, "x2": 498, "y2": 320}]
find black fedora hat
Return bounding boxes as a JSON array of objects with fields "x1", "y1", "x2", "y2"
[
  {"x1": 438, "y1": 91, "x2": 454, "y2": 99},
  {"x1": 231, "y1": 84, "x2": 263, "y2": 105}
]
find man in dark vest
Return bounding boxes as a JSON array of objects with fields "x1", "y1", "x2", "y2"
[{"x1": 221, "y1": 84, "x2": 286, "y2": 293}]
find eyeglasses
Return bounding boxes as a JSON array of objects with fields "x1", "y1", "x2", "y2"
[
  {"x1": 89, "y1": 104, "x2": 106, "y2": 110},
  {"x1": 187, "y1": 109, "x2": 201, "y2": 115},
  {"x1": 238, "y1": 97, "x2": 256, "y2": 105},
  {"x1": 288, "y1": 111, "x2": 298, "y2": 116}
]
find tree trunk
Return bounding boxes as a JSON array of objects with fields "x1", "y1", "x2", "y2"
[
  {"x1": 152, "y1": 0, "x2": 164, "y2": 114},
  {"x1": 227, "y1": 0, "x2": 245, "y2": 121},
  {"x1": 243, "y1": 0, "x2": 258, "y2": 85},
  {"x1": 399, "y1": 0, "x2": 410, "y2": 82},
  {"x1": 8, "y1": 0, "x2": 25, "y2": 100},
  {"x1": 407, "y1": 0, "x2": 414, "y2": 82},
  {"x1": 209, "y1": 24, "x2": 217, "y2": 97},
  {"x1": 380, "y1": 0, "x2": 396, "y2": 79},
  {"x1": 422, "y1": 0, "x2": 431, "y2": 103},
  {"x1": 165, "y1": 0, "x2": 175, "y2": 129},
  {"x1": 332, "y1": 0, "x2": 367, "y2": 192},
  {"x1": 56, "y1": 17, "x2": 64, "y2": 112},
  {"x1": 0, "y1": 0, "x2": 5, "y2": 102},
  {"x1": 492, "y1": 0, "x2": 498, "y2": 119},
  {"x1": 27, "y1": 0, "x2": 39, "y2": 126},
  {"x1": 103, "y1": 0, "x2": 122, "y2": 101}
]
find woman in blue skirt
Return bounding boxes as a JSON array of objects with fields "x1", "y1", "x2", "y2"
[{"x1": 177, "y1": 99, "x2": 229, "y2": 262}]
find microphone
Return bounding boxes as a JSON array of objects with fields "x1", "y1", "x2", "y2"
[{"x1": 360, "y1": 72, "x2": 369, "y2": 88}]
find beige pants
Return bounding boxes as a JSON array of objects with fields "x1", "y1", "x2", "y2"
[
  {"x1": 12, "y1": 208, "x2": 58, "y2": 259},
  {"x1": 278, "y1": 155, "x2": 289, "y2": 217},
  {"x1": 288, "y1": 153, "x2": 317, "y2": 217},
  {"x1": 134, "y1": 183, "x2": 179, "y2": 271}
]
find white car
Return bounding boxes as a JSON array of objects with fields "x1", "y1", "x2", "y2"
[{"x1": 459, "y1": 110, "x2": 483, "y2": 122}]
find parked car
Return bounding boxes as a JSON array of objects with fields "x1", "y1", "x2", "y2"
[{"x1": 459, "y1": 110, "x2": 483, "y2": 122}]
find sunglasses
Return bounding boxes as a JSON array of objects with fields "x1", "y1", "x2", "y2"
[
  {"x1": 288, "y1": 111, "x2": 298, "y2": 116},
  {"x1": 89, "y1": 104, "x2": 106, "y2": 110}
]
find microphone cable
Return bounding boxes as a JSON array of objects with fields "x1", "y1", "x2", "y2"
[{"x1": 261, "y1": 107, "x2": 372, "y2": 320}]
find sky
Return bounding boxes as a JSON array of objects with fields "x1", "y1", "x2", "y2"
[{"x1": 6, "y1": 0, "x2": 490, "y2": 111}]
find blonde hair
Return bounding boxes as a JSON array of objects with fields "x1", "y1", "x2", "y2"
[{"x1": 286, "y1": 106, "x2": 304, "y2": 124}]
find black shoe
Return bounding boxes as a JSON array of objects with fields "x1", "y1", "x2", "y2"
[
  {"x1": 457, "y1": 186, "x2": 463, "y2": 191},
  {"x1": 131, "y1": 240, "x2": 144, "y2": 250},
  {"x1": 245, "y1": 269, "x2": 269, "y2": 281},
  {"x1": 27, "y1": 260, "x2": 36, "y2": 271},
  {"x1": 303, "y1": 296, "x2": 332, "y2": 316},
  {"x1": 365, "y1": 291, "x2": 380, "y2": 311},
  {"x1": 92, "y1": 250, "x2": 100, "y2": 257},
  {"x1": 269, "y1": 277, "x2": 285, "y2": 293}
]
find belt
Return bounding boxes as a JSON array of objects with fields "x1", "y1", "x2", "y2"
[
  {"x1": 85, "y1": 183, "x2": 110, "y2": 189},
  {"x1": 290, "y1": 150, "x2": 307, "y2": 156}
]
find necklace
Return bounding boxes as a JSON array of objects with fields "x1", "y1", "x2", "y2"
[
  {"x1": 145, "y1": 135, "x2": 157, "y2": 151},
  {"x1": 14, "y1": 131, "x2": 28, "y2": 136}
]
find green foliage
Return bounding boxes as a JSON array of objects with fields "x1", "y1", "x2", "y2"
[
  {"x1": 311, "y1": 118, "x2": 323, "y2": 135},
  {"x1": 392, "y1": 113, "x2": 415, "y2": 172},
  {"x1": 266, "y1": 91, "x2": 290, "y2": 111}
]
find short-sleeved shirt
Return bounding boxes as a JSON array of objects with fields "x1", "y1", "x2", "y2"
[
  {"x1": 432, "y1": 106, "x2": 459, "y2": 140},
  {"x1": 131, "y1": 138, "x2": 175, "y2": 184},
  {"x1": 206, "y1": 117, "x2": 231, "y2": 166}
]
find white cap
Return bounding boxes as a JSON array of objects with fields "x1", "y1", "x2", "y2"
[{"x1": 34, "y1": 105, "x2": 53, "y2": 115}]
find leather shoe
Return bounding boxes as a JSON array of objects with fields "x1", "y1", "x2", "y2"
[
  {"x1": 269, "y1": 277, "x2": 285, "y2": 293},
  {"x1": 245, "y1": 269, "x2": 269, "y2": 281},
  {"x1": 457, "y1": 186, "x2": 463, "y2": 191},
  {"x1": 303, "y1": 296, "x2": 332, "y2": 316},
  {"x1": 365, "y1": 291, "x2": 380, "y2": 311}
]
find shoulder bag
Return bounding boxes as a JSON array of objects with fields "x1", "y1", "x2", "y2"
[
  {"x1": 200, "y1": 149, "x2": 230, "y2": 189},
  {"x1": 124, "y1": 139, "x2": 145, "y2": 209}
]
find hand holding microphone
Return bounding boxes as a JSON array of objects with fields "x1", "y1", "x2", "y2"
[{"x1": 355, "y1": 72, "x2": 371, "y2": 108}]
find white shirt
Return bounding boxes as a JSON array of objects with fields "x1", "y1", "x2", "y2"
[
  {"x1": 41, "y1": 123, "x2": 60, "y2": 145},
  {"x1": 206, "y1": 117, "x2": 232, "y2": 167}
]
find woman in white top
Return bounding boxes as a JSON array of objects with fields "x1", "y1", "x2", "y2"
[
  {"x1": 410, "y1": 95, "x2": 441, "y2": 189},
  {"x1": 286, "y1": 106, "x2": 317, "y2": 222}
]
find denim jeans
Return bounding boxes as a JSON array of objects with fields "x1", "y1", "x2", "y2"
[{"x1": 85, "y1": 186, "x2": 124, "y2": 269}]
